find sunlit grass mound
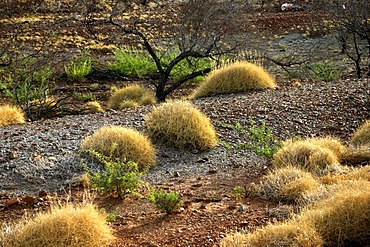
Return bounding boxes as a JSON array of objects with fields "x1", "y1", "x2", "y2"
[
  {"x1": 221, "y1": 221, "x2": 323, "y2": 247},
  {"x1": 298, "y1": 180, "x2": 370, "y2": 246},
  {"x1": 144, "y1": 100, "x2": 217, "y2": 151},
  {"x1": 108, "y1": 84, "x2": 156, "y2": 110},
  {"x1": 1, "y1": 204, "x2": 114, "y2": 247},
  {"x1": 320, "y1": 165, "x2": 370, "y2": 185},
  {"x1": 0, "y1": 105, "x2": 25, "y2": 127},
  {"x1": 191, "y1": 61, "x2": 276, "y2": 98},
  {"x1": 342, "y1": 146, "x2": 370, "y2": 165},
  {"x1": 272, "y1": 139, "x2": 342, "y2": 176},
  {"x1": 257, "y1": 166, "x2": 321, "y2": 204},
  {"x1": 84, "y1": 101, "x2": 104, "y2": 113},
  {"x1": 305, "y1": 136, "x2": 346, "y2": 160},
  {"x1": 80, "y1": 125, "x2": 156, "y2": 171},
  {"x1": 350, "y1": 120, "x2": 370, "y2": 147}
]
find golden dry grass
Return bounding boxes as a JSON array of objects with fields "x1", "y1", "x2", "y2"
[
  {"x1": 144, "y1": 100, "x2": 218, "y2": 151},
  {"x1": 0, "y1": 105, "x2": 25, "y2": 127},
  {"x1": 108, "y1": 84, "x2": 156, "y2": 110},
  {"x1": 305, "y1": 136, "x2": 346, "y2": 160},
  {"x1": 221, "y1": 221, "x2": 323, "y2": 247},
  {"x1": 1, "y1": 204, "x2": 115, "y2": 247},
  {"x1": 84, "y1": 101, "x2": 104, "y2": 113},
  {"x1": 80, "y1": 125, "x2": 156, "y2": 171},
  {"x1": 350, "y1": 120, "x2": 370, "y2": 147},
  {"x1": 272, "y1": 138, "x2": 344, "y2": 176},
  {"x1": 342, "y1": 146, "x2": 370, "y2": 165},
  {"x1": 320, "y1": 165, "x2": 370, "y2": 185},
  {"x1": 191, "y1": 61, "x2": 276, "y2": 98},
  {"x1": 257, "y1": 166, "x2": 321, "y2": 204},
  {"x1": 298, "y1": 180, "x2": 370, "y2": 246}
]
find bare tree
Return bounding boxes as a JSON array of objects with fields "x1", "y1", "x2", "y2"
[{"x1": 78, "y1": 0, "x2": 242, "y2": 101}]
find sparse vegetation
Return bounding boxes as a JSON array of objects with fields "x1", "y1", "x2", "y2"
[
  {"x1": 0, "y1": 104, "x2": 25, "y2": 127},
  {"x1": 65, "y1": 51, "x2": 93, "y2": 82},
  {"x1": 149, "y1": 188, "x2": 183, "y2": 215},
  {"x1": 80, "y1": 125, "x2": 156, "y2": 171},
  {"x1": 350, "y1": 120, "x2": 370, "y2": 147},
  {"x1": 107, "y1": 84, "x2": 156, "y2": 110},
  {"x1": 84, "y1": 101, "x2": 104, "y2": 113},
  {"x1": 191, "y1": 61, "x2": 276, "y2": 98},
  {"x1": 1, "y1": 204, "x2": 115, "y2": 247},
  {"x1": 144, "y1": 100, "x2": 218, "y2": 151}
]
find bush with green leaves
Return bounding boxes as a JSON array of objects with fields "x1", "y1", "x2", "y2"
[
  {"x1": 309, "y1": 60, "x2": 340, "y2": 82},
  {"x1": 219, "y1": 118, "x2": 282, "y2": 159},
  {"x1": 148, "y1": 188, "x2": 182, "y2": 214},
  {"x1": 84, "y1": 149, "x2": 143, "y2": 199},
  {"x1": 65, "y1": 51, "x2": 93, "y2": 82}
]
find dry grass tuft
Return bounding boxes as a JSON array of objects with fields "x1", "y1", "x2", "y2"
[
  {"x1": 0, "y1": 105, "x2": 25, "y2": 127},
  {"x1": 272, "y1": 140, "x2": 341, "y2": 176},
  {"x1": 342, "y1": 146, "x2": 370, "y2": 165},
  {"x1": 108, "y1": 84, "x2": 156, "y2": 110},
  {"x1": 144, "y1": 100, "x2": 217, "y2": 151},
  {"x1": 350, "y1": 120, "x2": 370, "y2": 147},
  {"x1": 305, "y1": 136, "x2": 346, "y2": 160},
  {"x1": 298, "y1": 180, "x2": 370, "y2": 246},
  {"x1": 191, "y1": 61, "x2": 276, "y2": 98},
  {"x1": 84, "y1": 101, "x2": 104, "y2": 113},
  {"x1": 257, "y1": 166, "x2": 321, "y2": 204},
  {"x1": 320, "y1": 165, "x2": 370, "y2": 185},
  {"x1": 1, "y1": 204, "x2": 115, "y2": 247},
  {"x1": 80, "y1": 125, "x2": 156, "y2": 171},
  {"x1": 221, "y1": 221, "x2": 323, "y2": 247}
]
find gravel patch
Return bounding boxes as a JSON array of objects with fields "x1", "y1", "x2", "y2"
[{"x1": 0, "y1": 78, "x2": 369, "y2": 195}]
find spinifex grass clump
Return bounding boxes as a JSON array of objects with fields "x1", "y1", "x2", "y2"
[
  {"x1": 192, "y1": 61, "x2": 276, "y2": 98},
  {"x1": 350, "y1": 120, "x2": 370, "y2": 147},
  {"x1": 272, "y1": 138, "x2": 342, "y2": 176},
  {"x1": 108, "y1": 84, "x2": 156, "y2": 110},
  {"x1": 257, "y1": 166, "x2": 321, "y2": 204},
  {"x1": 298, "y1": 180, "x2": 370, "y2": 246},
  {"x1": 0, "y1": 105, "x2": 25, "y2": 127},
  {"x1": 144, "y1": 100, "x2": 217, "y2": 151},
  {"x1": 80, "y1": 125, "x2": 156, "y2": 171},
  {"x1": 1, "y1": 204, "x2": 115, "y2": 247},
  {"x1": 84, "y1": 101, "x2": 104, "y2": 113},
  {"x1": 220, "y1": 221, "x2": 323, "y2": 247}
]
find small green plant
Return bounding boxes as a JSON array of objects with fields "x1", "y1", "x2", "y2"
[
  {"x1": 231, "y1": 186, "x2": 255, "y2": 200},
  {"x1": 73, "y1": 92, "x2": 96, "y2": 102},
  {"x1": 309, "y1": 60, "x2": 340, "y2": 82},
  {"x1": 148, "y1": 188, "x2": 182, "y2": 214},
  {"x1": 84, "y1": 149, "x2": 143, "y2": 199},
  {"x1": 100, "y1": 207, "x2": 119, "y2": 223},
  {"x1": 65, "y1": 51, "x2": 93, "y2": 82},
  {"x1": 219, "y1": 118, "x2": 282, "y2": 159}
]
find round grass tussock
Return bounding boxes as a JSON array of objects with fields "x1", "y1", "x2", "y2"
[
  {"x1": 80, "y1": 125, "x2": 156, "y2": 171},
  {"x1": 84, "y1": 101, "x2": 104, "y2": 113},
  {"x1": 341, "y1": 146, "x2": 370, "y2": 165},
  {"x1": 144, "y1": 100, "x2": 217, "y2": 151},
  {"x1": 0, "y1": 105, "x2": 25, "y2": 128},
  {"x1": 221, "y1": 222, "x2": 323, "y2": 247},
  {"x1": 108, "y1": 84, "x2": 156, "y2": 110},
  {"x1": 1, "y1": 204, "x2": 115, "y2": 247},
  {"x1": 298, "y1": 180, "x2": 370, "y2": 246},
  {"x1": 272, "y1": 140, "x2": 341, "y2": 176},
  {"x1": 350, "y1": 120, "x2": 370, "y2": 147},
  {"x1": 191, "y1": 61, "x2": 276, "y2": 98},
  {"x1": 305, "y1": 136, "x2": 346, "y2": 160},
  {"x1": 257, "y1": 166, "x2": 321, "y2": 204}
]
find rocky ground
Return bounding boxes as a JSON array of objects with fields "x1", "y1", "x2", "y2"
[{"x1": 1, "y1": 1, "x2": 370, "y2": 246}]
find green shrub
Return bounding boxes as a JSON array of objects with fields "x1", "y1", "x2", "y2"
[
  {"x1": 309, "y1": 60, "x2": 340, "y2": 82},
  {"x1": 149, "y1": 188, "x2": 182, "y2": 214},
  {"x1": 350, "y1": 120, "x2": 370, "y2": 147},
  {"x1": 107, "y1": 84, "x2": 156, "y2": 110},
  {"x1": 191, "y1": 61, "x2": 276, "y2": 98},
  {"x1": 80, "y1": 125, "x2": 156, "y2": 171},
  {"x1": 65, "y1": 51, "x2": 93, "y2": 82},
  {"x1": 108, "y1": 46, "x2": 157, "y2": 77},
  {"x1": 1, "y1": 204, "x2": 115, "y2": 247},
  {"x1": 84, "y1": 150, "x2": 142, "y2": 198},
  {"x1": 0, "y1": 104, "x2": 25, "y2": 127},
  {"x1": 219, "y1": 118, "x2": 282, "y2": 159},
  {"x1": 144, "y1": 100, "x2": 218, "y2": 151}
]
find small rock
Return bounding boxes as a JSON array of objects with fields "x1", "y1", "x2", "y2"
[
  {"x1": 9, "y1": 152, "x2": 18, "y2": 159},
  {"x1": 238, "y1": 205, "x2": 246, "y2": 212},
  {"x1": 9, "y1": 164, "x2": 16, "y2": 169},
  {"x1": 160, "y1": 153, "x2": 170, "y2": 158},
  {"x1": 39, "y1": 190, "x2": 48, "y2": 197},
  {"x1": 23, "y1": 195, "x2": 35, "y2": 204},
  {"x1": 208, "y1": 169, "x2": 217, "y2": 174},
  {"x1": 5, "y1": 197, "x2": 21, "y2": 207},
  {"x1": 174, "y1": 171, "x2": 180, "y2": 177}
]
